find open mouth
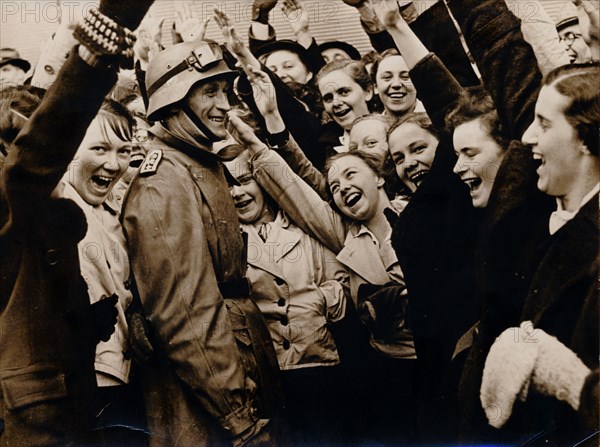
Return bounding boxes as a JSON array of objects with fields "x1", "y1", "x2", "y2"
[
  {"x1": 344, "y1": 192, "x2": 361, "y2": 207},
  {"x1": 333, "y1": 107, "x2": 351, "y2": 118},
  {"x1": 235, "y1": 198, "x2": 253, "y2": 209},
  {"x1": 91, "y1": 175, "x2": 114, "y2": 190},
  {"x1": 387, "y1": 92, "x2": 406, "y2": 100},
  {"x1": 532, "y1": 152, "x2": 545, "y2": 173},
  {"x1": 409, "y1": 170, "x2": 429, "y2": 187},
  {"x1": 463, "y1": 177, "x2": 482, "y2": 193},
  {"x1": 209, "y1": 116, "x2": 225, "y2": 124}
]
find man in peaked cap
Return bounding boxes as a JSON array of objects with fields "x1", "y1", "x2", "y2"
[
  {"x1": 555, "y1": 2, "x2": 593, "y2": 64},
  {"x1": 0, "y1": 48, "x2": 31, "y2": 89}
]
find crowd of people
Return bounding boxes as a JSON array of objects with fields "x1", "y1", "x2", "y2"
[{"x1": 0, "y1": 0, "x2": 598, "y2": 446}]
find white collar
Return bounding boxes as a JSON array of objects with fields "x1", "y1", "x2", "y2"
[{"x1": 549, "y1": 183, "x2": 599, "y2": 235}]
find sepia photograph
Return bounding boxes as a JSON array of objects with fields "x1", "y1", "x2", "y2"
[{"x1": 0, "y1": 0, "x2": 598, "y2": 446}]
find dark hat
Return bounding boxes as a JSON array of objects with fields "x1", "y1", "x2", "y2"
[
  {"x1": 318, "y1": 41, "x2": 361, "y2": 61},
  {"x1": 254, "y1": 40, "x2": 312, "y2": 69},
  {"x1": 0, "y1": 48, "x2": 31, "y2": 72}
]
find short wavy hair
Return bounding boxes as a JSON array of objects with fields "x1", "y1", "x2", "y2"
[
  {"x1": 445, "y1": 86, "x2": 509, "y2": 150},
  {"x1": 543, "y1": 63, "x2": 599, "y2": 155}
]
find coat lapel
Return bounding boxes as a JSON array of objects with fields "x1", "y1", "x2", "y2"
[
  {"x1": 337, "y1": 229, "x2": 390, "y2": 285},
  {"x1": 523, "y1": 196, "x2": 599, "y2": 323},
  {"x1": 244, "y1": 214, "x2": 301, "y2": 278}
]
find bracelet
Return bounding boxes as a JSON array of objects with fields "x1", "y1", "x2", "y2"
[
  {"x1": 74, "y1": 7, "x2": 136, "y2": 67},
  {"x1": 77, "y1": 45, "x2": 112, "y2": 69}
]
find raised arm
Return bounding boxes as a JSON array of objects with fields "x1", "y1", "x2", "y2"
[
  {"x1": 371, "y1": 0, "x2": 464, "y2": 131},
  {"x1": 447, "y1": 0, "x2": 542, "y2": 140},
  {"x1": 2, "y1": 0, "x2": 155, "y2": 230},
  {"x1": 227, "y1": 111, "x2": 346, "y2": 254}
]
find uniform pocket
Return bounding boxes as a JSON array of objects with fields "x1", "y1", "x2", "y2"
[{"x1": 1, "y1": 364, "x2": 67, "y2": 411}]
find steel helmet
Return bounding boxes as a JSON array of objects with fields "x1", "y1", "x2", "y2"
[{"x1": 146, "y1": 41, "x2": 237, "y2": 122}]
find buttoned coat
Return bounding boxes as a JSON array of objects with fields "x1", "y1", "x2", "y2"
[
  {"x1": 122, "y1": 125, "x2": 286, "y2": 446},
  {"x1": 243, "y1": 212, "x2": 347, "y2": 370},
  {"x1": 251, "y1": 148, "x2": 413, "y2": 358}
]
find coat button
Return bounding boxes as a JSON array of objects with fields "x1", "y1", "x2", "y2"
[
  {"x1": 277, "y1": 298, "x2": 286, "y2": 307},
  {"x1": 44, "y1": 64, "x2": 54, "y2": 74},
  {"x1": 46, "y1": 249, "x2": 59, "y2": 265},
  {"x1": 282, "y1": 339, "x2": 290, "y2": 350},
  {"x1": 274, "y1": 277, "x2": 285, "y2": 286},
  {"x1": 280, "y1": 316, "x2": 289, "y2": 326}
]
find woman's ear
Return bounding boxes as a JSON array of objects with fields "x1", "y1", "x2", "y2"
[
  {"x1": 366, "y1": 87, "x2": 374, "y2": 102},
  {"x1": 306, "y1": 71, "x2": 313, "y2": 83},
  {"x1": 376, "y1": 176, "x2": 385, "y2": 188}
]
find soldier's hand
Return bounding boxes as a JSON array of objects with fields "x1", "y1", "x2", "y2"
[{"x1": 126, "y1": 310, "x2": 155, "y2": 363}]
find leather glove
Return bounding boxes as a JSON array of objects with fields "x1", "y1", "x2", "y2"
[
  {"x1": 232, "y1": 419, "x2": 270, "y2": 447},
  {"x1": 357, "y1": 283, "x2": 409, "y2": 341},
  {"x1": 125, "y1": 309, "x2": 155, "y2": 364},
  {"x1": 252, "y1": 0, "x2": 279, "y2": 24},
  {"x1": 480, "y1": 321, "x2": 541, "y2": 428},
  {"x1": 99, "y1": 0, "x2": 155, "y2": 30},
  {"x1": 90, "y1": 294, "x2": 119, "y2": 342}
]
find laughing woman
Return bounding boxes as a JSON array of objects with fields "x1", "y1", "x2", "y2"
[
  {"x1": 221, "y1": 142, "x2": 348, "y2": 446},
  {"x1": 227, "y1": 66, "x2": 419, "y2": 445},
  {"x1": 316, "y1": 59, "x2": 375, "y2": 158},
  {"x1": 58, "y1": 99, "x2": 146, "y2": 446}
]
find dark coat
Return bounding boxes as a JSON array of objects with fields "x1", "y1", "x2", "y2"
[
  {"x1": 446, "y1": 0, "x2": 597, "y2": 444},
  {"x1": 0, "y1": 51, "x2": 117, "y2": 446},
  {"x1": 389, "y1": 52, "x2": 481, "y2": 443}
]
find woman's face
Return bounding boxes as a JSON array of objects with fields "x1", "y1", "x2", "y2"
[
  {"x1": 349, "y1": 119, "x2": 389, "y2": 158},
  {"x1": 453, "y1": 118, "x2": 505, "y2": 208},
  {"x1": 327, "y1": 154, "x2": 384, "y2": 222},
  {"x1": 522, "y1": 85, "x2": 588, "y2": 200},
  {"x1": 388, "y1": 123, "x2": 438, "y2": 192},
  {"x1": 375, "y1": 55, "x2": 417, "y2": 117},
  {"x1": 265, "y1": 50, "x2": 312, "y2": 86},
  {"x1": 319, "y1": 70, "x2": 372, "y2": 131},
  {"x1": 224, "y1": 152, "x2": 270, "y2": 224},
  {"x1": 69, "y1": 115, "x2": 131, "y2": 206}
]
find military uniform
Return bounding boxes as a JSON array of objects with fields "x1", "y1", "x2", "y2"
[{"x1": 122, "y1": 124, "x2": 286, "y2": 446}]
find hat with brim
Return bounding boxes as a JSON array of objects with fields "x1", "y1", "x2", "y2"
[
  {"x1": 318, "y1": 41, "x2": 361, "y2": 61},
  {"x1": 555, "y1": 2, "x2": 580, "y2": 33},
  {"x1": 254, "y1": 40, "x2": 312, "y2": 70},
  {"x1": 0, "y1": 48, "x2": 30, "y2": 72}
]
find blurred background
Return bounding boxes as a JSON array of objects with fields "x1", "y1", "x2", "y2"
[{"x1": 0, "y1": 0, "x2": 568, "y2": 74}]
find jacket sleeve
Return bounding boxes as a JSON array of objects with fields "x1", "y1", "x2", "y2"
[
  {"x1": 122, "y1": 163, "x2": 259, "y2": 437},
  {"x1": 270, "y1": 131, "x2": 328, "y2": 201},
  {"x1": 409, "y1": 1, "x2": 480, "y2": 87},
  {"x1": 29, "y1": 26, "x2": 77, "y2": 90},
  {"x1": 508, "y1": 0, "x2": 570, "y2": 76},
  {"x1": 314, "y1": 240, "x2": 348, "y2": 323},
  {"x1": 447, "y1": 0, "x2": 542, "y2": 140},
  {"x1": 1, "y1": 49, "x2": 117, "y2": 233},
  {"x1": 237, "y1": 65, "x2": 325, "y2": 169},
  {"x1": 409, "y1": 53, "x2": 464, "y2": 134},
  {"x1": 252, "y1": 149, "x2": 346, "y2": 254}
]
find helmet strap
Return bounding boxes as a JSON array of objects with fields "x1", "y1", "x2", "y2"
[{"x1": 182, "y1": 103, "x2": 222, "y2": 146}]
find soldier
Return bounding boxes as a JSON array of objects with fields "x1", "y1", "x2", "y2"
[{"x1": 122, "y1": 41, "x2": 287, "y2": 447}]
